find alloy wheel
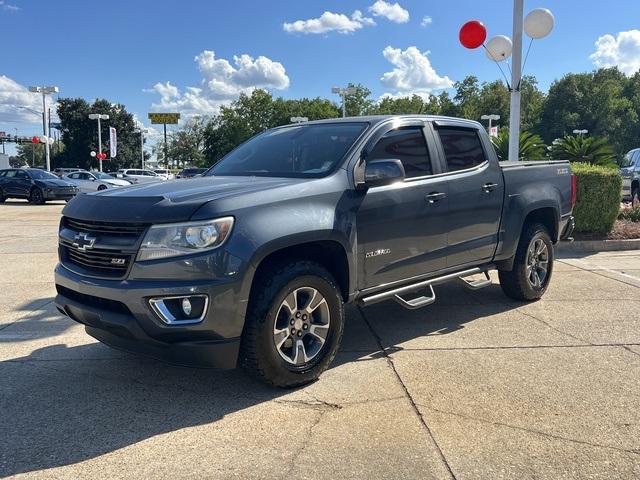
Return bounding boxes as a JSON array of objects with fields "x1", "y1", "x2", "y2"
[{"x1": 526, "y1": 238, "x2": 549, "y2": 289}]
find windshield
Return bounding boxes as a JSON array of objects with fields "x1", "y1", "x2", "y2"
[
  {"x1": 620, "y1": 152, "x2": 635, "y2": 168},
  {"x1": 93, "y1": 172, "x2": 112, "y2": 179},
  {"x1": 29, "y1": 170, "x2": 58, "y2": 180},
  {"x1": 209, "y1": 122, "x2": 367, "y2": 178}
]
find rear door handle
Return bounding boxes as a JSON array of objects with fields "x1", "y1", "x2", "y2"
[
  {"x1": 482, "y1": 182, "x2": 499, "y2": 193},
  {"x1": 426, "y1": 192, "x2": 447, "y2": 203}
]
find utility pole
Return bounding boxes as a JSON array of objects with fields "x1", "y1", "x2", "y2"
[
  {"x1": 135, "y1": 129, "x2": 147, "y2": 169},
  {"x1": 508, "y1": 0, "x2": 524, "y2": 161},
  {"x1": 28, "y1": 85, "x2": 59, "y2": 170},
  {"x1": 331, "y1": 86, "x2": 357, "y2": 118}
]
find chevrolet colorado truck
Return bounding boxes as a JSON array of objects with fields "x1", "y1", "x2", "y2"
[{"x1": 55, "y1": 115, "x2": 576, "y2": 387}]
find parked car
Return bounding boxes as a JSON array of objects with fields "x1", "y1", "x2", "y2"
[
  {"x1": 620, "y1": 148, "x2": 640, "y2": 204},
  {"x1": 53, "y1": 167, "x2": 82, "y2": 178},
  {"x1": 153, "y1": 169, "x2": 176, "y2": 180},
  {"x1": 0, "y1": 168, "x2": 78, "y2": 204},
  {"x1": 116, "y1": 169, "x2": 164, "y2": 184},
  {"x1": 177, "y1": 167, "x2": 207, "y2": 178},
  {"x1": 63, "y1": 170, "x2": 131, "y2": 192},
  {"x1": 55, "y1": 115, "x2": 575, "y2": 387}
]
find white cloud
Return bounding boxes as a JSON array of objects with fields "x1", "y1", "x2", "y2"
[
  {"x1": 283, "y1": 10, "x2": 374, "y2": 34},
  {"x1": 0, "y1": 75, "x2": 51, "y2": 123},
  {"x1": 147, "y1": 50, "x2": 290, "y2": 116},
  {"x1": 590, "y1": 30, "x2": 640, "y2": 75},
  {"x1": 0, "y1": 1, "x2": 20, "y2": 12},
  {"x1": 369, "y1": 1, "x2": 409, "y2": 24},
  {"x1": 380, "y1": 46, "x2": 453, "y2": 97},
  {"x1": 420, "y1": 16, "x2": 432, "y2": 28}
]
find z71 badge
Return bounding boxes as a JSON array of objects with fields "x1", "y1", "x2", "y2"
[{"x1": 366, "y1": 248, "x2": 391, "y2": 258}]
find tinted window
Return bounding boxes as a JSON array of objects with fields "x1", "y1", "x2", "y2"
[
  {"x1": 368, "y1": 127, "x2": 432, "y2": 178},
  {"x1": 68, "y1": 172, "x2": 80, "y2": 179},
  {"x1": 438, "y1": 128, "x2": 487, "y2": 172},
  {"x1": 15, "y1": 170, "x2": 28, "y2": 179},
  {"x1": 5, "y1": 170, "x2": 17, "y2": 178},
  {"x1": 210, "y1": 123, "x2": 368, "y2": 178},
  {"x1": 0, "y1": 170, "x2": 6, "y2": 177}
]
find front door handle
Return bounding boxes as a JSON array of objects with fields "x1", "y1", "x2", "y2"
[
  {"x1": 426, "y1": 192, "x2": 447, "y2": 204},
  {"x1": 482, "y1": 182, "x2": 499, "y2": 193}
]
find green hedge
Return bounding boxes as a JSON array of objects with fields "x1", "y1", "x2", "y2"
[{"x1": 572, "y1": 162, "x2": 622, "y2": 234}]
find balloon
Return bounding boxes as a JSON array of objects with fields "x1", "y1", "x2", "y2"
[
  {"x1": 459, "y1": 20, "x2": 487, "y2": 49},
  {"x1": 31, "y1": 136, "x2": 39, "y2": 144},
  {"x1": 485, "y1": 35, "x2": 513, "y2": 62},
  {"x1": 524, "y1": 8, "x2": 554, "y2": 39}
]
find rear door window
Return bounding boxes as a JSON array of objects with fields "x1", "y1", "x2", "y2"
[
  {"x1": 367, "y1": 126, "x2": 433, "y2": 178},
  {"x1": 437, "y1": 128, "x2": 487, "y2": 172}
]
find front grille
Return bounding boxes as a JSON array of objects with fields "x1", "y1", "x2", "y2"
[
  {"x1": 60, "y1": 216, "x2": 148, "y2": 278},
  {"x1": 61, "y1": 241, "x2": 132, "y2": 277},
  {"x1": 63, "y1": 217, "x2": 148, "y2": 237},
  {"x1": 56, "y1": 284, "x2": 132, "y2": 316}
]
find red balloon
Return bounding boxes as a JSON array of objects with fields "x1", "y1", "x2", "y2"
[
  {"x1": 459, "y1": 20, "x2": 487, "y2": 49},
  {"x1": 31, "y1": 136, "x2": 39, "y2": 144}
]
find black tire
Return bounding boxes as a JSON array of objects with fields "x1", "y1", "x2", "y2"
[
  {"x1": 97, "y1": 184, "x2": 107, "y2": 191},
  {"x1": 0, "y1": 188, "x2": 5, "y2": 203},
  {"x1": 498, "y1": 223, "x2": 554, "y2": 301},
  {"x1": 633, "y1": 187, "x2": 640, "y2": 208},
  {"x1": 239, "y1": 260, "x2": 344, "y2": 388},
  {"x1": 29, "y1": 187, "x2": 45, "y2": 205}
]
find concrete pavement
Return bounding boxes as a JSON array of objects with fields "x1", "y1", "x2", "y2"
[{"x1": 1, "y1": 200, "x2": 639, "y2": 479}]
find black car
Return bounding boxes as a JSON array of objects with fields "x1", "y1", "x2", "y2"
[
  {"x1": 0, "y1": 168, "x2": 78, "y2": 204},
  {"x1": 177, "y1": 167, "x2": 207, "y2": 178}
]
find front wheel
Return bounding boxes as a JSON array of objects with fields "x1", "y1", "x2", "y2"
[
  {"x1": 632, "y1": 187, "x2": 640, "y2": 208},
  {"x1": 29, "y1": 187, "x2": 45, "y2": 205},
  {"x1": 499, "y1": 223, "x2": 554, "y2": 301},
  {"x1": 97, "y1": 184, "x2": 107, "y2": 191},
  {"x1": 240, "y1": 260, "x2": 344, "y2": 388}
]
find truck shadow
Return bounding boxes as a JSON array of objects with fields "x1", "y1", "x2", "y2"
[{"x1": 0, "y1": 281, "x2": 522, "y2": 477}]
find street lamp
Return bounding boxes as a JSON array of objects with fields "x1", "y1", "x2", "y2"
[
  {"x1": 331, "y1": 86, "x2": 357, "y2": 118},
  {"x1": 134, "y1": 129, "x2": 148, "y2": 169},
  {"x1": 88, "y1": 113, "x2": 110, "y2": 172},
  {"x1": 573, "y1": 129, "x2": 588, "y2": 136},
  {"x1": 481, "y1": 114, "x2": 500, "y2": 135},
  {"x1": 27, "y1": 86, "x2": 58, "y2": 171}
]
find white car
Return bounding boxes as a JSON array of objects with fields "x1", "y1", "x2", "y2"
[
  {"x1": 116, "y1": 169, "x2": 165, "y2": 184},
  {"x1": 153, "y1": 169, "x2": 176, "y2": 180},
  {"x1": 64, "y1": 170, "x2": 131, "y2": 192}
]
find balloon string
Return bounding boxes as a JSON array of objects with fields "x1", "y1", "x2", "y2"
[
  {"x1": 520, "y1": 37, "x2": 534, "y2": 82},
  {"x1": 482, "y1": 44, "x2": 511, "y2": 90}
]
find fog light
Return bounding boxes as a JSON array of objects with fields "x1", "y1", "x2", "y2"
[
  {"x1": 149, "y1": 295, "x2": 208, "y2": 325},
  {"x1": 182, "y1": 298, "x2": 192, "y2": 315}
]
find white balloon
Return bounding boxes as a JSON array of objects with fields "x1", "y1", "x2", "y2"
[
  {"x1": 524, "y1": 8, "x2": 554, "y2": 39},
  {"x1": 485, "y1": 35, "x2": 513, "y2": 62}
]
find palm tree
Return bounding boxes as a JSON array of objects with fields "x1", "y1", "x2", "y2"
[
  {"x1": 491, "y1": 129, "x2": 548, "y2": 161},
  {"x1": 551, "y1": 135, "x2": 615, "y2": 167}
]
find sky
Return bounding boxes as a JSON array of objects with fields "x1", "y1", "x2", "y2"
[{"x1": 1, "y1": 0, "x2": 640, "y2": 157}]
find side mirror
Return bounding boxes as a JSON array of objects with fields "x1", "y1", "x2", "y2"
[{"x1": 364, "y1": 159, "x2": 405, "y2": 188}]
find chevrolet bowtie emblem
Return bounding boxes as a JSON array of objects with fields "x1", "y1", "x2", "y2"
[{"x1": 72, "y1": 232, "x2": 96, "y2": 251}]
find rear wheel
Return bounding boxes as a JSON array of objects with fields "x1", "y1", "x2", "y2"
[
  {"x1": 29, "y1": 187, "x2": 45, "y2": 205},
  {"x1": 240, "y1": 260, "x2": 344, "y2": 388},
  {"x1": 632, "y1": 187, "x2": 640, "y2": 208},
  {"x1": 499, "y1": 223, "x2": 554, "y2": 301}
]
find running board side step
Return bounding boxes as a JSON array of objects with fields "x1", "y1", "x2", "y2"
[
  {"x1": 359, "y1": 267, "x2": 491, "y2": 309},
  {"x1": 460, "y1": 271, "x2": 492, "y2": 290}
]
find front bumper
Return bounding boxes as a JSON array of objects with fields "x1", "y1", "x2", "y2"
[
  {"x1": 54, "y1": 264, "x2": 245, "y2": 369},
  {"x1": 44, "y1": 189, "x2": 76, "y2": 200}
]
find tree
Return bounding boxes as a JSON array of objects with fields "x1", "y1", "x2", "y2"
[
  {"x1": 56, "y1": 98, "x2": 141, "y2": 171},
  {"x1": 491, "y1": 129, "x2": 547, "y2": 161},
  {"x1": 344, "y1": 83, "x2": 375, "y2": 117},
  {"x1": 551, "y1": 134, "x2": 616, "y2": 167},
  {"x1": 15, "y1": 142, "x2": 45, "y2": 167},
  {"x1": 167, "y1": 117, "x2": 207, "y2": 168},
  {"x1": 454, "y1": 76, "x2": 481, "y2": 120}
]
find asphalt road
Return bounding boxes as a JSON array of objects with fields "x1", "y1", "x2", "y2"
[{"x1": 1, "y1": 200, "x2": 639, "y2": 479}]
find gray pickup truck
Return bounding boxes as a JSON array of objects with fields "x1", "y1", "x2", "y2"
[{"x1": 55, "y1": 115, "x2": 575, "y2": 387}]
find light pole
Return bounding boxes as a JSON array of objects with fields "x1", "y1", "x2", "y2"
[
  {"x1": 135, "y1": 129, "x2": 147, "y2": 169},
  {"x1": 481, "y1": 114, "x2": 500, "y2": 135},
  {"x1": 28, "y1": 85, "x2": 58, "y2": 171},
  {"x1": 88, "y1": 113, "x2": 110, "y2": 171},
  {"x1": 331, "y1": 86, "x2": 357, "y2": 118},
  {"x1": 573, "y1": 129, "x2": 588, "y2": 136}
]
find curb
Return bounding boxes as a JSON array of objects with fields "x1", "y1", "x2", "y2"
[{"x1": 559, "y1": 239, "x2": 640, "y2": 253}]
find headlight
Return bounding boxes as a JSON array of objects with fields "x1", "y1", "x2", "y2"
[{"x1": 137, "y1": 217, "x2": 234, "y2": 261}]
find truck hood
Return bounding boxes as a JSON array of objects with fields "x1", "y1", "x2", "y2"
[{"x1": 61, "y1": 175, "x2": 302, "y2": 223}]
